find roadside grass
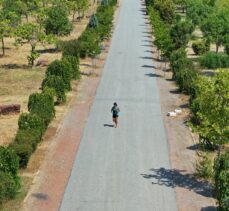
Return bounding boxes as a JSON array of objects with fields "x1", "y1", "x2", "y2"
[{"x1": 0, "y1": 176, "x2": 33, "y2": 211}]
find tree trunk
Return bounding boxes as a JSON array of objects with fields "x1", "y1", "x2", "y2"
[
  {"x1": 2, "y1": 37, "x2": 5, "y2": 56},
  {"x1": 26, "y1": 14, "x2": 29, "y2": 23},
  {"x1": 216, "y1": 43, "x2": 219, "y2": 53}
]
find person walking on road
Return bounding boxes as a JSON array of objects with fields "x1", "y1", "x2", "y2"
[{"x1": 111, "y1": 102, "x2": 120, "y2": 128}]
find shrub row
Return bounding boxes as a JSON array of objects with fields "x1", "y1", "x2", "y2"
[{"x1": 57, "y1": 1, "x2": 117, "y2": 59}]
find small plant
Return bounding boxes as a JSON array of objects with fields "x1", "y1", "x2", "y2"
[
  {"x1": 214, "y1": 150, "x2": 229, "y2": 210},
  {"x1": 200, "y1": 52, "x2": 229, "y2": 69},
  {"x1": 192, "y1": 40, "x2": 210, "y2": 55},
  {"x1": 195, "y1": 151, "x2": 214, "y2": 179}
]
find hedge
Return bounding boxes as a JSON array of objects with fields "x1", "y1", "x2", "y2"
[
  {"x1": 28, "y1": 92, "x2": 55, "y2": 127},
  {"x1": 42, "y1": 75, "x2": 66, "y2": 103},
  {"x1": 46, "y1": 59, "x2": 72, "y2": 91},
  {"x1": 0, "y1": 147, "x2": 20, "y2": 203},
  {"x1": 18, "y1": 113, "x2": 45, "y2": 136}
]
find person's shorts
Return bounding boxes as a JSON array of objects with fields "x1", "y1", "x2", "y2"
[{"x1": 113, "y1": 114, "x2": 118, "y2": 118}]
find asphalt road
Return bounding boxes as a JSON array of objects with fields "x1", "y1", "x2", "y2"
[{"x1": 60, "y1": 0, "x2": 177, "y2": 210}]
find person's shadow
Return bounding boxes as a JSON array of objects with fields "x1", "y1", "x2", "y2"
[{"x1": 104, "y1": 124, "x2": 115, "y2": 127}]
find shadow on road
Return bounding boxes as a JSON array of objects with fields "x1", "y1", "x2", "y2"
[
  {"x1": 141, "y1": 167, "x2": 214, "y2": 198},
  {"x1": 31, "y1": 193, "x2": 48, "y2": 201},
  {"x1": 145, "y1": 73, "x2": 162, "y2": 78},
  {"x1": 201, "y1": 206, "x2": 217, "y2": 211},
  {"x1": 142, "y1": 64, "x2": 155, "y2": 68},
  {"x1": 104, "y1": 124, "x2": 114, "y2": 128}
]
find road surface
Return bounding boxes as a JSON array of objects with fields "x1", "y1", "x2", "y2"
[{"x1": 60, "y1": 0, "x2": 177, "y2": 210}]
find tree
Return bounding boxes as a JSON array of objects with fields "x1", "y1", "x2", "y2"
[
  {"x1": 154, "y1": 0, "x2": 176, "y2": 24},
  {"x1": 45, "y1": 5, "x2": 73, "y2": 36},
  {"x1": 15, "y1": 23, "x2": 40, "y2": 66},
  {"x1": 170, "y1": 20, "x2": 194, "y2": 49},
  {"x1": 186, "y1": 0, "x2": 213, "y2": 26},
  {"x1": 201, "y1": 8, "x2": 229, "y2": 53},
  {"x1": 88, "y1": 14, "x2": 98, "y2": 28},
  {"x1": 191, "y1": 69, "x2": 229, "y2": 148}
]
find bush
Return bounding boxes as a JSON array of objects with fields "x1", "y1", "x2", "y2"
[
  {"x1": 200, "y1": 52, "x2": 229, "y2": 69},
  {"x1": 46, "y1": 60, "x2": 72, "y2": 91},
  {"x1": 45, "y1": 6, "x2": 73, "y2": 36},
  {"x1": 192, "y1": 40, "x2": 210, "y2": 55},
  {"x1": 0, "y1": 147, "x2": 20, "y2": 203},
  {"x1": 0, "y1": 172, "x2": 19, "y2": 203},
  {"x1": 195, "y1": 152, "x2": 213, "y2": 179},
  {"x1": 14, "y1": 129, "x2": 42, "y2": 151},
  {"x1": 42, "y1": 75, "x2": 66, "y2": 103},
  {"x1": 78, "y1": 29, "x2": 101, "y2": 58},
  {"x1": 62, "y1": 55, "x2": 80, "y2": 80},
  {"x1": 18, "y1": 113, "x2": 45, "y2": 135},
  {"x1": 0, "y1": 147, "x2": 19, "y2": 178},
  {"x1": 214, "y1": 150, "x2": 229, "y2": 210},
  {"x1": 10, "y1": 142, "x2": 33, "y2": 169},
  {"x1": 28, "y1": 92, "x2": 55, "y2": 126}
]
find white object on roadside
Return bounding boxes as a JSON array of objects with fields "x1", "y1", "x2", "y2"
[
  {"x1": 167, "y1": 112, "x2": 177, "y2": 117},
  {"x1": 175, "y1": 109, "x2": 182, "y2": 114}
]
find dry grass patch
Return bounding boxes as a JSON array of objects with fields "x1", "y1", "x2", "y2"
[{"x1": 0, "y1": 14, "x2": 93, "y2": 146}]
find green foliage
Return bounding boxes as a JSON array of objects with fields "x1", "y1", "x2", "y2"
[
  {"x1": 200, "y1": 52, "x2": 229, "y2": 69},
  {"x1": 42, "y1": 75, "x2": 66, "y2": 103},
  {"x1": 0, "y1": 147, "x2": 20, "y2": 203},
  {"x1": 78, "y1": 28, "x2": 101, "y2": 58},
  {"x1": 57, "y1": 39, "x2": 80, "y2": 57},
  {"x1": 192, "y1": 40, "x2": 210, "y2": 55},
  {"x1": 18, "y1": 112, "x2": 45, "y2": 135},
  {"x1": 62, "y1": 55, "x2": 80, "y2": 79},
  {"x1": 46, "y1": 59, "x2": 72, "y2": 90},
  {"x1": 195, "y1": 152, "x2": 214, "y2": 179},
  {"x1": 170, "y1": 48, "x2": 198, "y2": 95},
  {"x1": 89, "y1": 14, "x2": 98, "y2": 29},
  {"x1": 10, "y1": 142, "x2": 33, "y2": 169},
  {"x1": 201, "y1": 8, "x2": 229, "y2": 52},
  {"x1": 148, "y1": 7, "x2": 174, "y2": 58},
  {"x1": 191, "y1": 70, "x2": 229, "y2": 147},
  {"x1": 96, "y1": 5, "x2": 115, "y2": 38},
  {"x1": 0, "y1": 172, "x2": 20, "y2": 204},
  {"x1": 28, "y1": 92, "x2": 55, "y2": 126},
  {"x1": 214, "y1": 150, "x2": 229, "y2": 210},
  {"x1": 154, "y1": 0, "x2": 176, "y2": 24},
  {"x1": 45, "y1": 5, "x2": 73, "y2": 35},
  {"x1": 170, "y1": 20, "x2": 194, "y2": 49},
  {"x1": 14, "y1": 128, "x2": 42, "y2": 150},
  {"x1": 0, "y1": 147, "x2": 19, "y2": 178},
  {"x1": 186, "y1": 0, "x2": 213, "y2": 25}
]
